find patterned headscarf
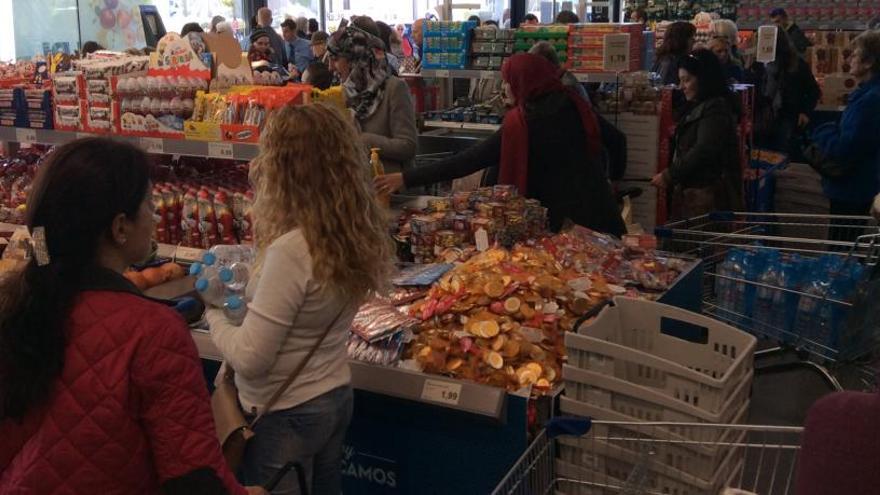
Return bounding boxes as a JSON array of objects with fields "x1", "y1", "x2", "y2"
[{"x1": 328, "y1": 26, "x2": 389, "y2": 121}]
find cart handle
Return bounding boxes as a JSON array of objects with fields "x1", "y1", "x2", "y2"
[{"x1": 546, "y1": 416, "x2": 592, "y2": 439}]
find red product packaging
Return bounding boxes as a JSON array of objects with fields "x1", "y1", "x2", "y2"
[
  {"x1": 197, "y1": 188, "x2": 220, "y2": 248},
  {"x1": 214, "y1": 190, "x2": 236, "y2": 244}
]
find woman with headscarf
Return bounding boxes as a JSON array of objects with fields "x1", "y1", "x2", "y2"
[
  {"x1": 328, "y1": 25, "x2": 417, "y2": 173},
  {"x1": 248, "y1": 29, "x2": 274, "y2": 63},
  {"x1": 376, "y1": 53, "x2": 624, "y2": 236}
]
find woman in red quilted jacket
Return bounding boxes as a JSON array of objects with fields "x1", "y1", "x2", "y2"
[{"x1": 0, "y1": 138, "x2": 259, "y2": 495}]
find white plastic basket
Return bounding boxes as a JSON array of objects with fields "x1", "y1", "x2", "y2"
[
  {"x1": 569, "y1": 296, "x2": 757, "y2": 415},
  {"x1": 560, "y1": 395, "x2": 750, "y2": 483},
  {"x1": 563, "y1": 364, "x2": 752, "y2": 425}
]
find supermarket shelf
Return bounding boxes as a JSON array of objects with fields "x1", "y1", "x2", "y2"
[
  {"x1": 0, "y1": 127, "x2": 259, "y2": 161},
  {"x1": 420, "y1": 68, "x2": 624, "y2": 84},
  {"x1": 738, "y1": 21, "x2": 867, "y2": 31},
  {"x1": 421, "y1": 68, "x2": 502, "y2": 79},
  {"x1": 573, "y1": 72, "x2": 623, "y2": 83},
  {"x1": 424, "y1": 120, "x2": 501, "y2": 132},
  {"x1": 349, "y1": 360, "x2": 508, "y2": 418}
]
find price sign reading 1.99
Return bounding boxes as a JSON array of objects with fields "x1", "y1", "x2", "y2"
[{"x1": 421, "y1": 379, "x2": 463, "y2": 406}]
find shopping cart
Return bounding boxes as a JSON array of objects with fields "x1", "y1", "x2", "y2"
[
  {"x1": 654, "y1": 211, "x2": 880, "y2": 388},
  {"x1": 492, "y1": 417, "x2": 803, "y2": 495}
]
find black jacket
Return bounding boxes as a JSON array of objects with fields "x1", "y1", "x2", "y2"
[
  {"x1": 663, "y1": 96, "x2": 743, "y2": 209},
  {"x1": 404, "y1": 91, "x2": 625, "y2": 237},
  {"x1": 786, "y1": 23, "x2": 812, "y2": 55}
]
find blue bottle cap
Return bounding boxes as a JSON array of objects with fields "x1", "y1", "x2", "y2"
[
  {"x1": 219, "y1": 267, "x2": 234, "y2": 283},
  {"x1": 195, "y1": 278, "x2": 209, "y2": 292},
  {"x1": 188, "y1": 262, "x2": 203, "y2": 276},
  {"x1": 225, "y1": 295, "x2": 244, "y2": 310},
  {"x1": 202, "y1": 252, "x2": 217, "y2": 266}
]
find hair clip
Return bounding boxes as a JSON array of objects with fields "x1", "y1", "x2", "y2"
[{"x1": 30, "y1": 226, "x2": 51, "y2": 267}]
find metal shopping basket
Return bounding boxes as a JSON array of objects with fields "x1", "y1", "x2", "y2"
[
  {"x1": 654, "y1": 212, "x2": 880, "y2": 385},
  {"x1": 492, "y1": 417, "x2": 803, "y2": 495}
]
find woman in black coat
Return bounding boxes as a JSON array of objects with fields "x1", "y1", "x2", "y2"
[
  {"x1": 651, "y1": 49, "x2": 744, "y2": 220},
  {"x1": 749, "y1": 29, "x2": 820, "y2": 154},
  {"x1": 375, "y1": 53, "x2": 624, "y2": 237}
]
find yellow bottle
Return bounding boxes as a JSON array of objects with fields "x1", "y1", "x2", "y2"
[{"x1": 370, "y1": 147, "x2": 390, "y2": 208}]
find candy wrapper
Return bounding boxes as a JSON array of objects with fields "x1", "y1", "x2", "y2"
[
  {"x1": 348, "y1": 331, "x2": 408, "y2": 366},
  {"x1": 351, "y1": 300, "x2": 421, "y2": 343}
]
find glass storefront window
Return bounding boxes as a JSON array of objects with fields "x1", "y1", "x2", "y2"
[{"x1": 10, "y1": 0, "x2": 81, "y2": 59}]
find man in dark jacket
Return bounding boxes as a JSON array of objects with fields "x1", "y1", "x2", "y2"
[
  {"x1": 256, "y1": 7, "x2": 288, "y2": 67},
  {"x1": 770, "y1": 8, "x2": 811, "y2": 56}
]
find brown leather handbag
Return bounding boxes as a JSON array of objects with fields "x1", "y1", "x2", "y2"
[{"x1": 211, "y1": 305, "x2": 346, "y2": 471}]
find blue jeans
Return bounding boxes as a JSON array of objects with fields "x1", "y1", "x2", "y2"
[{"x1": 242, "y1": 385, "x2": 353, "y2": 495}]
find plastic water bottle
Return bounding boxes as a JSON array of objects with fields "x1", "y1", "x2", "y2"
[
  {"x1": 793, "y1": 266, "x2": 829, "y2": 345},
  {"x1": 753, "y1": 252, "x2": 780, "y2": 338},
  {"x1": 771, "y1": 259, "x2": 799, "y2": 340},
  {"x1": 729, "y1": 250, "x2": 747, "y2": 325},
  {"x1": 209, "y1": 244, "x2": 255, "y2": 267},
  {"x1": 219, "y1": 261, "x2": 251, "y2": 293},
  {"x1": 223, "y1": 295, "x2": 248, "y2": 326},
  {"x1": 714, "y1": 250, "x2": 737, "y2": 311},
  {"x1": 742, "y1": 249, "x2": 764, "y2": 321},
  {"x1": 195, "y1": 273, "x2": 226, "y2": 308}
]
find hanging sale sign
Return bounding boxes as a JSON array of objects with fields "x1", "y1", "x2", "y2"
[
  {"x1": 756, "y1": 25, "x2": 779, "y2": 64},
  {"x1": 603, "y1": 33, "x2": 631, "y2": 72}
]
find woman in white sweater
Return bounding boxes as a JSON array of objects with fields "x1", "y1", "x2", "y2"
[{"x1": 207, "y1": 103, "x2": 393, "y2": 494}]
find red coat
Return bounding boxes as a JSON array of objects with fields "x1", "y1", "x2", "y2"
[
  {"x1": 0, "y1": 285, "x2": 246, "y2": 495},
  {"x1": 795, "y1": 390, "x2": 880, "y2": 495}
]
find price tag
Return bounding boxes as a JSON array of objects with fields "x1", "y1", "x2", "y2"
[
  {"x1": 175, "y1": 246, "x2": 205, "y2": 262},
  {"x1": 208, "y1": 142, "x2": 235, "y2": 159},
  {"x1": 140, "y1": 137, "x2": 164, "y2": 154},
  {"x1": 433, "y1": 69, "x2": 450, "y2": 78},
  {"x1": 15, "y1": 128, "x2": 37, "y2": 144},
  {"x1": 76, "y1": 132, "x2": 93, "y2": 140},
  {"x1": 475, "y1": 228, "x2": 489, "y2": 252},
  {"x1": 480, "y1": 70, "x2": 496, "y2": 80},
  {"x1": 603, "y1": 33, "x2": 631, "y2": 72},
  {"x1": 421, "y1": 379, "x2": 462, "y2": 405},
  {"x1": 756, "y1": 25, "x2": 779, "y2": 64}
]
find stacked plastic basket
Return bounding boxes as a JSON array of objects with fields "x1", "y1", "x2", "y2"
[{"x1": 559, "y1": 297, "x2": 757, "y2": 494}]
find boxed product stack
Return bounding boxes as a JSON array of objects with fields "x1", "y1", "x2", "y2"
[
  {"x1": 568, "y1": 23, "x2": 643, "y2": 73},
  {"x1": 17, "y1": 88, "x2": 53, "y2": 129},
  {"x1": 422, "y1": 20, "x2": 478, "y2": 70},
  {"x1": 52, "y1": 73, "x2": 85, "y2": 131},
  {"x1": 77, "y1": 55, "x2": 151, "y2": 133},
  {"x1": 559, "y1": 296, "x2": 756, "y2": 494},
  {"x1": 513, "y1": 25, "x2": 569, "y2": 65},
  {"x1": 470, "y1": 27, "x2": 515, "y2": 70},
  {"x1": 738, "y1": 0, "x2": 878, "y2": 26},
  {"x1": 0, "y1": 89, "x2": 18, "y2": 127}
]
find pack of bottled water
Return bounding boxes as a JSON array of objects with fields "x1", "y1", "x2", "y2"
[
  {"x1": 714, "y1": 245, "x2": 865, "y2": 351},
  {"x1": 190, "y1": 245, "x2": 255, "y2": 325}
]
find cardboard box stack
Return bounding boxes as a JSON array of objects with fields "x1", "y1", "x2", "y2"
[
  {"x1": 470, "y1": 28, "x2": 515, "y2": 70},
  {"x1": 422, "y1": 21, "x2": 478, "y2": 70},
  {"x1": 568, "y1": 23, "x2": 644, "y2": 72}
]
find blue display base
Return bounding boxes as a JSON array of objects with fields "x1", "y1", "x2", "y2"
[{"x1": 342, "y1": 390, "x2": 528, "y2": 494}]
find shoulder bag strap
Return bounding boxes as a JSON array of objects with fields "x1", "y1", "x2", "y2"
[{"x1": 249, "y1": 298, "x2": 351, "y2": 426}]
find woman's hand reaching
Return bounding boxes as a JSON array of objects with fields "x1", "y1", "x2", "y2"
[{"x1": 374, "y1": 173, "x2": 404, "y2": 195}]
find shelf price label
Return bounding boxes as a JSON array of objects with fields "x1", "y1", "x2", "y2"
[
  {"x1": 433, "y1": 69, "x2": 450, "y2": 78},
  {"x1": 421, "y1": 379, "x2": 462, "y2": 405},
  {"x1": 76, "y1": 132, "x2": 93, "y2": 140},
  {"x1": 480, "y1": 70, "x2": 496, "y2": 80},
  {"x1": 208, "y1": 142, "x2": 235, "y2": 159},
  {"x1": 140, "y1": 137, "x2": 164, "y2": 154},
  {"x1": 15, "y1": 128, "x2": 37, "y2": 145},
  {"x1": 175, "y1": 246, "x2": 205, "y2": 262}
]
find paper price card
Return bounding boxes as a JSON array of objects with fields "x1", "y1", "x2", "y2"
[
  {"x1": 603, "y1": 33, "x2": 631, "y2": 72},
  {"x1": 756, "y1": 26, "x2": 779, "y2": 64},
  {"x1": 140, "y1": 137, "x2": 164, "y2": 154},
  {"x1": 208, "y1": 142, "x2": 234, "y2": 159},
  {"x1": 15, "y1": 129, "x2": 37, "y2": 144},
  {"x1": 421, "y1": 379, "x2": 462, "y2": 405}
]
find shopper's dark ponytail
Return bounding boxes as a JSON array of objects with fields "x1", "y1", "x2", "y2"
[{"x1": 0, "y1": 138, "x2": 151, "y2": 421}]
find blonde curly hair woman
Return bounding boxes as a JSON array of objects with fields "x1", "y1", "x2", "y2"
[{"x1": 207, "y1": 103, "x2": 393, "y2": 494}]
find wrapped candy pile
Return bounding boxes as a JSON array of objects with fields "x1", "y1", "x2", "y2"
[{"x1": 399, "y1": 227, "x2": 691, "y2": 393}]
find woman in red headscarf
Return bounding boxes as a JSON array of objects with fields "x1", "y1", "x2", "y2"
[{"x1": 375, "y1": 53, "x2": 624, "y2": 236}]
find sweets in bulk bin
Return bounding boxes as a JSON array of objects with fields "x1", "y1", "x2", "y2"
[
  {"x1": 594, "y1": 71, "x2": 661, "y2": 114},
  {"x1": 394, "y1": 226, "x2": 689, "y2": 393}
]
